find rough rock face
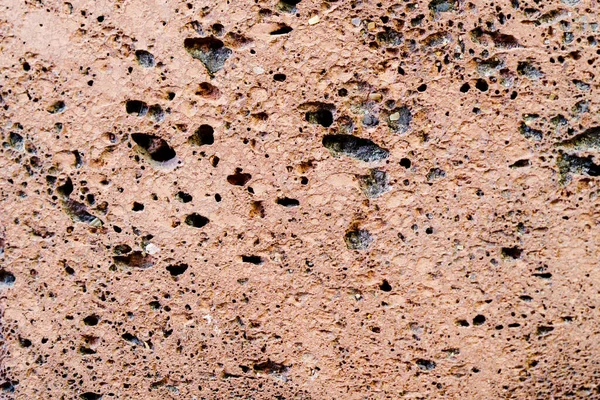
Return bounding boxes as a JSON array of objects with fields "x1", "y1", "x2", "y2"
[{"x1": 2, "y1": 0, "x2": 600, "y2": 399}]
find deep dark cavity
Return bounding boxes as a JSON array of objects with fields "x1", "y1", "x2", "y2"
[
  {"x1": 80, "y1": 393, "x2": 103, "y2": 400},
  {"x1": 517, "y1": 61, "x2": 544, "y2": 79},
  {"x1": 83, "y1": 315, "x2": 99, "y2": 326},
  {"x1": 357, "y1": 169, "x2": 389, "y2": 199},
  {"x1": 519, "y1": 122, "x2": 543, "y2": 141},
  {"x1": 573, "y1": 100, "x2": 589, "y2": 114},
  {"x1": 184, "y1": 37, "x2": 232, "y2": 75},
  {"x1": 79, "y1": 346, "x2": 96, "y2": 355},
  {"x1": 113, "y1": 252, "x2": 155, "y2": 269},
  {"x1": 131, "y1": 133, "x2": 176, "y2": 162},
  {"x1": 250, "y1": 201, "x2": 265, "y2": 218},
  {"x1": 227, "y1": 170, "x2": 252, "y2": 186},
  {"x1": 132, "y1": 202, "x2": 144, "y2": 212},
  {"x1": 125, "y1": 100, "x2": 148, "y2": 116},
  {"x1": 501, "y1": 247, "x2": 523, "y2": 259},
  {"x1": 189, "y1": 124, "x2": 215, "y2": 146},
  {"x1": 400, "y1": 158, "x2": 411, "y2": 168},
  {"x1": 253, "y1": 359, "x2": 289, "y2": 374},
  {"x1": 322, "y1": 135, "x2": 389, "y2": 162},
  {"x1": 422, "y1": 32, "x2": 451, "y2": 47},
  {"x1": 379, "y1": 280, "x2": 392, "y2": 292},
  {"x1": 176, "y1": 191, "x2": 193, "y2": 203},
  {"x1": 475, "y1": 56, "x2": 505, "y2": 76},
  {"x1": 121, "y1": 333, "x2": 143, "y2": 346},
  {"x1": 211, "y1": 23, "x2": 225, "y2": 36},
  {"x1": 492, "y1": 32, "x2": 521, "y2": 49},
  {"x1": 185, "y1": 213, "x2": 209, "y2": 228},
  {"x1": 57, "y1": 177, "x2": 74, "y2": 198},
  {"x1": 305, "y1": 109, "x2": 333, "y2": 127},
  {"x1": 411, "y1": 14, "x2": 425, "y2": 27},
  {"x1": 135, "y1": 50, "x2": 155, "y2": 67},
  {"x1": 242, "y1": 255, "x2": 263, "y2": 265},
  {"x1": 0, "y1": 269, "x2": 16, "y2": 287},
  {"x1": 149, "y1": 301, "x2": 161, "y2": 310},
  {"x1": 8, "y1": 132, "x2": 23, "y2": 150},
  {"x1": 572, "y1": 80, "x2": 590, "y2": 93},
  {"x1": 270, "y1": 24, "x2": 293, "y2": 35},
  {"x1": 415, "y1": 359, "x2": 437, "y2": 371},
  {"x1": 536, "y1": 326, "x2": 555, "y2": 336},
  {"x1": 473, "y1": 314, "x2": 486, "y2": 326},
  {"x1": 196, "y1": 82, "x2": 220, "y2": 98},
  {"x1": 276, "y1": 0, "x2": 301, "y2": 13},
  {"x1": 557, "y1": 152, "x2": 600, "y2": 184},
  {"x1": 166, "y1": 263, "x2": 189, "y2": 276},
  {"x1": 0, "y1": 379, "x2": 16, "y2": 393},
  {"x1": 252, "y1": 112, "x2": 268, "y2": 121},
  {"x1": 73, "y1": 150, "x2": 83, "y2": 168},
  {"x1": 276, "y1": 197, "x2": 300, "y2": 207},
  {"x1": 63, "y1": 199, "x2": 103, "y2": 226},
  {"x1": 429, "y1": 0, "x2": 456, "y2": 13},
  {"x1": 47, "y1": 101, "x2": 66, "y2": 114},
  {"x1": 273, "y1": 73, "x2": 286, "y2": 82},
  {"x1": 113, "y1": 244, "x2": 132, "y2": 255},
  {"x1": 555, "y1": 127, "x2": 600, "y2": 151},
  {"x1": 550, "y1": 114, "x2": 568, "y2": 132},
  {"x1": 188, "y1": 20, "x2": 203, "y2": 35},
  {"x1": 426, "y1": 168, "x2": 446, "y2": 181},
  {"x1": 344, "y1": 229, "x2": 373, "y2": 250},
  {"x1": 376, "y1": 27, "x2": 403, "y2": 46},
  {"x1": 225, "y1": 31, "x2": 252, "y2": 48},
  {"x1": 475, "y1": 79, "x2": 489, "y2": 92},
  {"x1": 509, "y1": 159, "x2": 531, "y2": 168},
  {"x1": 148, "y1": 105, "x2": 165, "y2": 123}
]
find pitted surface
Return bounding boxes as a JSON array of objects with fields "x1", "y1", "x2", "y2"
[{"x1": 1, "y1": 0, "x2": 600, "y2": 398}]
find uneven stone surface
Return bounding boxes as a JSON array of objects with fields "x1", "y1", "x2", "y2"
[{"x1": 2, "y1": 0, "x2": 600, "y2": 398}]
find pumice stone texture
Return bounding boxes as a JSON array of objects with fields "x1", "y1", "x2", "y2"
[{"x1": 2, "y1": 0, "x2": 600, "y2": 398}]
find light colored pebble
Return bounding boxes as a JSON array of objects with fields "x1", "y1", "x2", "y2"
[
  {"x1": 145, "y1": 243, "x2": 160, "y2": 254},
  {"x1": 369, "y1": 93, "x2": 382, "y2": 101}
]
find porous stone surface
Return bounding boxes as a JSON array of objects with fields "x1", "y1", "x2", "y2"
[{"x1": 1, "y1": 0, "x2": 600, "y2": 398}]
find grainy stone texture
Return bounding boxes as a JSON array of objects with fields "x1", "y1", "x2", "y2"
[{"x1": 1, "y1": 0, "x2": 600, "y2": 399}]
